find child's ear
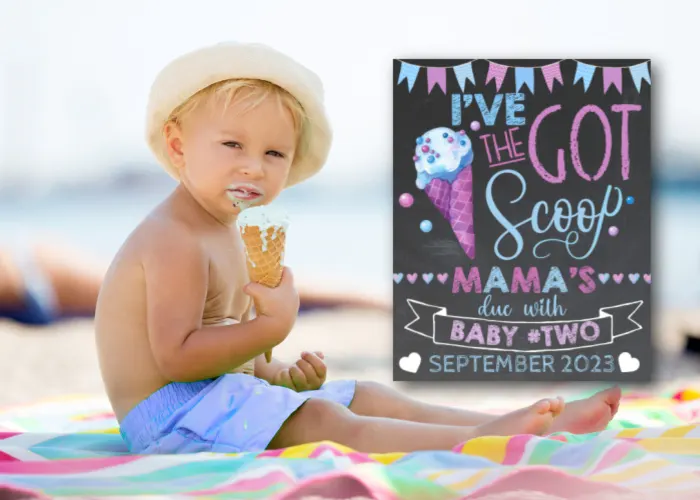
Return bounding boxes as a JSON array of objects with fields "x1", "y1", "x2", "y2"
[{"x1": 163, "y1": 122, "x2": 186, "y2": 171}]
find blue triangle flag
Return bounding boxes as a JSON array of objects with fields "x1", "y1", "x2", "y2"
[
  {"x1": 398, "y1": 62, "x2": 420, "y2": 92},
  {"x1": 515, "y1": 67, "x2": 535, "y2": 93},
  {"x1": 453, "y1": 63, "x2": 475, "y2": 92},
  {"x1": 629, "y1": 62, "x2": 651, "y2": 92},
  {"x1": 573, "y1": 62, "x2": 596, "y2": 92}
]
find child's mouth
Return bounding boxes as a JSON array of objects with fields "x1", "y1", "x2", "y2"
[{"x1": 227, "y1": 185, "x2": 263, "y2": 202}]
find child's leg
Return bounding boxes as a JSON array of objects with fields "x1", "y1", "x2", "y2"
[
  {"x1": 347, "y1": 382, "x2": 620, "y2": 434},
  {"x1": 350, "y1": 382, "x2": 620, "y2": 434},
  {"x1": 348, "y1": 381, "x2": 496, "y2": 426},
  {"x1": 268, "y1": 397, "x2": 563, "y2": 454}
]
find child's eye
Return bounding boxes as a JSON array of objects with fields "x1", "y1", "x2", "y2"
[
  {"x1": 267, "y1": 151, "x2": 285, "y2": 158},
  {"x1": 223, "y1": 141, "x2": 242, "y2": 149}
]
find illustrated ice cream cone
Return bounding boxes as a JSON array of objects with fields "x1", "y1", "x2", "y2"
[
  {"x1": 414, "y1": 127, "x2": 476, "y2": 259},
  {"x1": 238, "y1": 206, "x2": 290, "y2": 363}
]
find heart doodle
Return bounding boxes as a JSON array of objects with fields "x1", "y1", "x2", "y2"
[
  {"x1": 393, "y1": 273, "x2": 403, "y2": 284},
  {"x1": 407, "y1": 273, "x2": 417, "y2": 284},
  {"x1": 399, "y1": 352, "x2": 421, "y2": 373},
  {"x1": 437, "y1": 273, "x2": 449, "y2": 284},
  {"x1": 644, "y1": 273, "x2": 652, "y2": 284},
  {"x1": 628, "y1": 273, "x2": 640, "y2": 284},
  {"x1": 618, "y1": 352, "x2": 640, "y2": 373},
  {"x1": 613, "y1": 273, "x2": 624, "y2": 284},
  {"x1": 598, "y1": 273, "x2": 610, "y2": 284},
  {"x1": 422, "y1": 273, "x2": 434, "y2": 284}
]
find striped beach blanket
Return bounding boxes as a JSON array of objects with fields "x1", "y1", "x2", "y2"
[{"x1": 0, "y1": 390, "x2": 699, "y2": 499}]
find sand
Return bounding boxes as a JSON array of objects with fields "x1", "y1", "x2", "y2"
[{"x1": 1, "y1": 308, "x2": 699, "y2": 410}]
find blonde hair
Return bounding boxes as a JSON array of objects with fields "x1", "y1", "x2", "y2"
[{"x1": 166, "y1": 78, "x2": 310, "y2": 164}]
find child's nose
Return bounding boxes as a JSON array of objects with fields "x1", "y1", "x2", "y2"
[{"x1": 238, "y1": 157, "x2": 264, "y2": 178}]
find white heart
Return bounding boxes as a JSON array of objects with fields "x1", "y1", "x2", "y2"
[
  {"x1": 399, "y1": 352, "x2": 421, "y2": 374},
  {"x1": 618, "y1": 352, "x2": 640, "y2": 373}
]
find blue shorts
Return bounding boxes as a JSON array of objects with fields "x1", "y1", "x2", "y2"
[{"x1": 119, "y1": 374, "x2": 357, "y2": 454}]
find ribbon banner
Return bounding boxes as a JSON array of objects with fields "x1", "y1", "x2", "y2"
[{"x1": 405, "y1": 299, "x2": 643, "y2": 353}]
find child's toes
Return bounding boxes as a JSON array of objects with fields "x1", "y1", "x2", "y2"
[
  {"x1": 532, "y1": 398, "x2": 556, "y2": 415},
  {"x1": 556, "y1": 397, "x2": 566, "y2": 416}
]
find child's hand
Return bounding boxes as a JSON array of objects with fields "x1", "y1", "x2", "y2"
[
  {"x1": 244, "y1": 266, "x2": 300, "y2": 339},
  {"x1": 271, "y1": 352, "x2": 327, "y2": 392}
]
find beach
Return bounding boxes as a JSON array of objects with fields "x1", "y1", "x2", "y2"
[{"x1": 2, "y1": 307, "x2": 699, "y2": 412}]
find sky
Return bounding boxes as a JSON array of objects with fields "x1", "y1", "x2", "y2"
[{"x1": 0, "y1": 0, "x2": 698, "y2": 188}]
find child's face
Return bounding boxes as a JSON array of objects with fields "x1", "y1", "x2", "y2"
[{"x1": 168, "y1": 93, "x2": 297, "y2": 218}]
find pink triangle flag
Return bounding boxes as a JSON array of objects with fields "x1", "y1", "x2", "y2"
[
  {"x1": 603, "y1": 67, "x2": 623, "y2": 94},
  {"x1": 427, "y1": 67, "x2": 447, "y2": 94},
  {"x1": 485, "y1": 62, "x2": 508, "y2": 92},
  {"x1": 541, "y1": 62, "x2": 563, "y2": 92}
]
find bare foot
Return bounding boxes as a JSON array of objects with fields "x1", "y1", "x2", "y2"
[
  {"x1": 474, "y1": 397, "x2": 564, "y2": 437},
  {"x1": 550, "y1": 386, "x2": 621, "y2": 434}
]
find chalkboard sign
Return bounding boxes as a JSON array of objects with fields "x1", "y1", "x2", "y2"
[{"x1": 393, "y1": 59, "x2": 652, "y2": 382}]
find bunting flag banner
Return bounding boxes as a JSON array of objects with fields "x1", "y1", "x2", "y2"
[
  {"x1": 453, "y1": 62, "x2": 475, "y2": 92},
  {"x1": 395, "y1": 60, "x2": 651, "y2": 95},
  {"x1": 541, "y1": 62, "x2": 563, "y2": 92},
  {"x1": 427, "y1": 67, "x2": 447, "y2": 94},
  {"x1": 397, "y1": 62, "x2": 420, "y2": 92},
  {"x1": 573, "y1": 62, "x2": 596, "y2": 91},
  {"x1": 485, "y1": 62, "x2": 508, "y2": 91},
  {"x1": 603, "y1": 67, "x2": 623, "y2": 94},
  {"x1": 514, "y1": 67, "x2": 535, "y2": 93},
  {"x1": 629, "y1": 62, "x2": 652, "y2": 92}
]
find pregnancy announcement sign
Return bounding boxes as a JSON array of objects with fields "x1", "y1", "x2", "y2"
[{"x1": 393, "y1": 59, "x2": 652, "y2": 382}]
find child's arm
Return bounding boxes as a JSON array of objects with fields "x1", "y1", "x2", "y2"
[
  {"x1": 242, "y1": 304, "x2": 289, "y2": 383},
  {"x1": 143, "y1": 223, "x2": 295, "y2": 382}
]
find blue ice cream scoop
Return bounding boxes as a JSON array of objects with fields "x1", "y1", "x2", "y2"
[{"x1": 414, "y1": 127, "x2": 473, "y2": 190}]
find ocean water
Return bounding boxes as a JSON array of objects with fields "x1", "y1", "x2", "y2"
[
  {"x1": 0, "y1": 185, "x2": 699, "y2": 307},
  {"x1": 0, "y1": 185, "x2": 393, "y2": 298}
]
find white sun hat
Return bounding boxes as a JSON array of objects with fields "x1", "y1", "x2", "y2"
[{"x1": 145, "y1": 41, "x2": 333, "y2": 187}]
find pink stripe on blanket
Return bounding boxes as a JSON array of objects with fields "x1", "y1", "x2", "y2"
[
  {"x1": 0, "y1": 455, "x2": 138, "y2": 474},
  {"x1": 502, "y1": 435, "x2": 531, "y2": 465},
  {"x1": 465, "y1": 467, "x2": 633, "y2": 499},
  {"x1": 590, "y1": 440, "x2": 637, "y2": 475},
  {"x1": 190, "y1": 471, "x2": 296, "y2": 496},
  {"x1": 0, "y1": 451, "x2": 20, "y2": 462},
  {"x1": 273, "y1": 471, "x2": 395, "y2": 500}
]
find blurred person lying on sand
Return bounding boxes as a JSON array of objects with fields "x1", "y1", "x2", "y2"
[
  {"x1": 94, "y1": 42, "x2": 622, "y2": 455},
  {"x1": 0, "y1": 240, "x2": 389, "y2": 326}
]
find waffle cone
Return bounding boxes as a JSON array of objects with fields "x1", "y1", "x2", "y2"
[
  {"x1": 240, "y1": 225, "x2": 287, "y2": 362},
  {"x1": 425, "y1": 167, "x2": 475, "y2": 259},
  {"x1": 241, "y1": 226, "x2": 286, "y2": 287}
]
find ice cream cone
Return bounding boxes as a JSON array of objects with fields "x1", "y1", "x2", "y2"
[
  {"x1": 424, "y1": 178, "x2": 450, "y2": 219},
  {"x1": 241, "y1": 226, "x2": 286, "y2": 288},
  {"x1": 447, "y1": 167, "x2": 475, "y2": 259},
  {"x1": 425, "y1": 168, "x2": 475, "y2": 259},
  {"x1": 415, "y1": 127, "x2": 476, "y2": 259},
  {"x1": 238, "y1": 207, "x2": 290, "y2": 363}
]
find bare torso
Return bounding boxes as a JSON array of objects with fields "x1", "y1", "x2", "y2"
[{"x1": 95, "y1": 196, "x2": 252, "y2": 421}]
